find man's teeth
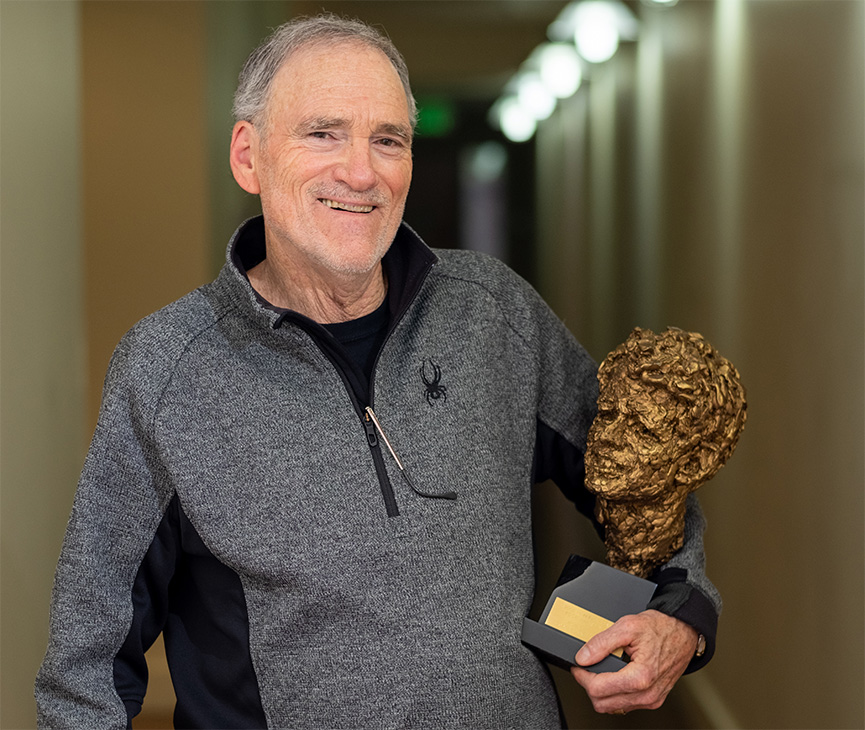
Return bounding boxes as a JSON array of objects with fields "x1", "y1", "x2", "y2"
[{"x1": 321, "y1": 199, "x2": 375, "y2": 213}]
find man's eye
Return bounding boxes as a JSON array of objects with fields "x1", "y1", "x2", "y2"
[
  {"x1": 376, "y1": 137, "x2": 406, "y2": 149},
  {"x1": 310, "y1": 131, "x2": 331, "y2": 139}
]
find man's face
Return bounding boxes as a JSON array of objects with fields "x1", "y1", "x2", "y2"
[
  {"x1": 252, "y1": 41, "x2": 413, "y2": 277},
  {"x1": 585, "y1": 364, "x2": 684, "y2": 501}
]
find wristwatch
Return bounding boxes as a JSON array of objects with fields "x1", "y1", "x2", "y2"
[{"x1": 695, "y1": 633, "x2": 707, "y2": 658}]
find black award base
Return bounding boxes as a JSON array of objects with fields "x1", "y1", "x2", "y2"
[{"x1": 522, "y1": 555, "x2": 657, "y2": 673}]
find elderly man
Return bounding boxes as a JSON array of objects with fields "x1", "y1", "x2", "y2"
[{"x1": 36, "y1": 15, "x2": 719, "y2": 729}]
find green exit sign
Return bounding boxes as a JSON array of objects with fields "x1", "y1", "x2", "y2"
[{"x1": 415, "y1": 96, "x2": 456, "y2": 137}]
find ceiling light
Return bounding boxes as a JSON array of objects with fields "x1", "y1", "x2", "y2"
[
  {"x1": 537, "y1": 43, "x2": 583, "y2": 98},
  {"x1": 517, "y1": 73, "x2": 557, "y2": 121},
  {"x1": 497, "y1": 97, "x2": 537, "y2": 142},
  {"x1": 574, "y1": 1, "x2": 620, "y2": 63}
]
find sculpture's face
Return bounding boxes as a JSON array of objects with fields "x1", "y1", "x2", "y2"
[
  {"x1": 585, "y1": 361, "x2": 687, "y2": 501},
  {"x1": 584, "y1": 327, "x2": 746, "y2": 576}
]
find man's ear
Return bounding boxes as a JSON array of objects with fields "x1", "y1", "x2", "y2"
[{"x1": 229, "y1": 121, "x2": 261, "y2": 195}]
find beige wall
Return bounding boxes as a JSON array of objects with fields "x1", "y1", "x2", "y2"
[
  {"x1": 535, "y1": 1, "x2": 864, "y2": 727},
  {"x1": 0, "y1": 2, "x2": 87, "y2": 727},
  {"x1": 81, "y1": 0, "x2": 211, "y2": 426}
]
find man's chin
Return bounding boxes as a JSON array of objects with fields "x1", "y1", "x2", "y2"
[{"x1": 315, "y1": 241, "x2": 393, "y2": 277}]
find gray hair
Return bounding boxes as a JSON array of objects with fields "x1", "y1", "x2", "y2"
[{"x1": 232, "y1": 14, "x2": 417, "y2": 131}]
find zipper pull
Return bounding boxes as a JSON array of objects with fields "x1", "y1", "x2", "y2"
[
  {"x1": 364, "y1": 406, "x2": 457, "y2": 501},
  {"x1": 363, "y1": 414, "x2": 378, "y2": 448}
]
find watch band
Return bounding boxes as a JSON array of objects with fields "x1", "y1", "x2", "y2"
[{"x1": 695, "y1": 633, "x2": 707, "y2": 657}]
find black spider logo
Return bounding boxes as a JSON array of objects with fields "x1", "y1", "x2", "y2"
[{"x1": 420, "y1": 360, "x2": 447, "y2": 407}]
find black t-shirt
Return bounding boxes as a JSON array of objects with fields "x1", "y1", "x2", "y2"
[{"x1": 322, "y1": 294, "x2": 390, "y2": 385}]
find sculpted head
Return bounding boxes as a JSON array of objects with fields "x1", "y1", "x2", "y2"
[{"x1": 586, "y1": 327, "x2": 747, "y2": 503}]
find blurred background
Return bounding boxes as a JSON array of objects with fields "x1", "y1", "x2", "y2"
[{"x1": 1, "y1": 1, "x2": 862, "y2": 728}]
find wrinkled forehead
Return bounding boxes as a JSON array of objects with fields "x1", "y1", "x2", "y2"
[
  {"x1": 269, "y1": 38, "x2": 410, "y2": 111},
  {"x1": 280, "y1": 36, "x2": 388, "y2": 71}
]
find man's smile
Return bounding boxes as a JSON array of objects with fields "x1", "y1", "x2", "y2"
[{"x1": 319, "y1": 198, "x2": 376, "y2": 213}]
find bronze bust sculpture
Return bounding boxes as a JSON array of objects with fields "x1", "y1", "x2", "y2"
[{"x1": 585, "y1": 327, "x2": 747, "y2": 578}]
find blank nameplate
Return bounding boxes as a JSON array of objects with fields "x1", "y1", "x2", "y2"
[{"x1": 544, "y1": 597, "x2": 623, "y2": 658}]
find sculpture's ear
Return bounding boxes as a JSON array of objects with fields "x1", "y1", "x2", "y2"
[{"x1": 675, "y1": 442, "x2": 724, "y2": 490}]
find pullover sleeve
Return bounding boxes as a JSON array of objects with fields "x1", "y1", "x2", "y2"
[
  {"x1": 646, "y1": 494, "x2": 722, "y2": 672},
  {"x1": 35, "y1": 329, "x2": 177, "y2": 729}
]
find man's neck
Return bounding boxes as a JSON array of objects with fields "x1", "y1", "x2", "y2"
[{"x1": 247, "y1": 254, "x2": 387, "y2": 324}]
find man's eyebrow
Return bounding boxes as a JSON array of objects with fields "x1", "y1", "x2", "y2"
[
  {"x1": 294, "y1": 117, "x2": 412, "y2": 142},
  {"x1": 294, "y1": 116, "x2": 349, "y2": 134},
  {"x1": 374, "y1": 122, "x2": 413, "y2": 142}
]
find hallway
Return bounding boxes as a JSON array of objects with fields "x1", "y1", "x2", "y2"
[{"x1": 2, "y1": 2, "x2": 862, "y2": 728}]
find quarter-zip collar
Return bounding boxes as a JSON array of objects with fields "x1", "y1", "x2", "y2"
[{"x1": 222, "y1": 215, "x2": 438, "y2": 335}]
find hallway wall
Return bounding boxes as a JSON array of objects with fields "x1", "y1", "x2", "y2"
[
  {"x1": 0, "y1": 3, "x2": 86, "y2": 727},
  {"x1": 80, "y1": 0, "x2": 211, "y2": 427},
  {"x1": 534, "y1": 1, "x2": 864, "y2": 727}
]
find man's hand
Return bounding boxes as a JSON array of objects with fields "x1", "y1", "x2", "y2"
[{"x1": 569, "y1": 609, "x2": 698, "y2": 714}]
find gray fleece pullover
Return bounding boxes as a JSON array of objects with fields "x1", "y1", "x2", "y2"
[{"x1": 36, "y1": 217, "x2": 720, "y2": 729}]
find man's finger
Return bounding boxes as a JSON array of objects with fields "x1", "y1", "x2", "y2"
[
  {"x1": 570, "y1": 664, "x2": 643, "y2": 715},
  {"x1": 574, "y1": 621, "x2": 633, "y2": 667}
]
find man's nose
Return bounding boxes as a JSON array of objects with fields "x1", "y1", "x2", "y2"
[{"x1": 335, "y1": 138, "x2": 377, "y2": 191}]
